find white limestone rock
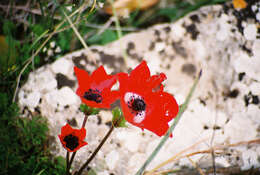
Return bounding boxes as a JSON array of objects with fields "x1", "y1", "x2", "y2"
[
  {"x1": 243, "y1": 24, "x2": 258, "y2": 41},
  {"x1": 105, "y1": 150, "x2": 120, "y2": 170},
  {"x1": 51, "y1": 58, "x2": 73, "y2": 75}
]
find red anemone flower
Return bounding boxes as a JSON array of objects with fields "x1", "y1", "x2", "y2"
[
  {"x1": 117, "y1": 61, "x2": 179, "y2": 136},
  {"x1": 74, "y1": 66, "x2": 118, "y2": 109},
  {"x1": 58, "y1": 124, "x2": 88, "y2": 152}
]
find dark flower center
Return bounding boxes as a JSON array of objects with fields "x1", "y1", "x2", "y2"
[
  {"x1": 131, "y1": 98, "x2": 146, "y2": 111},
  {"x1": 63, "y1": 134, "x2": 79, "y2": 151},
  {"x1": 83, "y1": 89, "x2": 102, "y2": 103}
]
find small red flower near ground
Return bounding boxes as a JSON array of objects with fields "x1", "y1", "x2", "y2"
[
  {"x1": 74, "y1": 66, "x2": 118, "y2": 109},
  {"x1": 58, "y1": 124, "x2": 88, "y2": 152},
  {"x1": 117, "y1": 61, "x2": 179, "y2": 136}
]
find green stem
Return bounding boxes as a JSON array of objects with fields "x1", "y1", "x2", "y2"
[
  {"x1": 66, "y1": 151, "x2": 70, "y2": 175},
  {"x1": 135, "y1": 70, "x2": 202, "y2": 175}
]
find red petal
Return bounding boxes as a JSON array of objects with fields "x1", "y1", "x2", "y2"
[
  {"x1": 117, "y1": 72, "x2": 129, "y2": 92},
  {"x1": 90, "y1": 66, "x2": 117, "y2": 91},
  {"x1": 74, "y1": 127, "x2": 86, "y2": 140},
  {"x1": 91, "y1": 66, "x2": 109, "y2": 85},
  {"x1": 143, "y1": 92, "x2": 178, "y2": 136},
  {"x1": 149, "y1": 73, "x2": 167, "y2": 90},
  {"x1": 160, "y1": 92, "x2": 179, "y2": 121},
  {"x1": 74, "y1": 66, "x2": 91, "y2": 90},
  {"x1": 129, "y1": 61, "x2": 150, "y2": 88},
  {"x1": 60, "y1": 123, "x2": 74, "y2": 136}
]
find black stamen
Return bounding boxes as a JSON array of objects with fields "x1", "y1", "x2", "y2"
[
  {"x1": 63, "y1": 134, "x2": 79, "y2": 151},
  {"x1": 131, "y1": 98, "x2": 146, "y2": 111},
  {"x1": 83, "y1": 89, "x2": 102, "y2": 103}
]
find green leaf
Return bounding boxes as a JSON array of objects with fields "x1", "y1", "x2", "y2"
[
  {"x1": 91, "y1": 108, "x2": 100, "y2": 115},
  {"x1": 101, "y1": 29, "x2": 117, "y2": 45},
  {"x1": 57, "y1": 30, "x2": 72, "y2": 52},
  {"x1": 87, "y1": 29, "x2": 118, "y2": 45},
  {"x1": 112, "y1": 107, "x2": 127, "y2": 128},
  {"x1": 80, "y1": 104, "x2": 90, "y2": 113},
  {"x1": 54, "y1": 156, "x2": 66, "y2": 168},
  {"x1": 32, "y1": 24, "x2": 45, "y2": 37},
  {"x1": 79, "y1": 104, "x2": 100, "y2": 115},
  {"x1": 3, "y1": 20, "x2": 15, "y2": 35}
]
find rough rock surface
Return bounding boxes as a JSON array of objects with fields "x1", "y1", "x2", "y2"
[{"x1": 18, "y1": 2, "x2": 260, "y2": 175}]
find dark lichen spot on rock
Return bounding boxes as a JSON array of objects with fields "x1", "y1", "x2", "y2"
[
  {"x1": 181, "y1": 63, "x2": 197, "y2": 76},
  {"x1": 22, "y1": 106, "x2": 29, "y2": 114},
  {"x1": 67, "y1": 118, "x2": 78, "y2": 127},
  {"x1": 126, "y1": 42, "x2": 142, "y2": 61},
  {"x1": 190, "y1": 14, "x2": 200, "y2": 23},
  {"x1": 244, "y1": 94, "x2": 250, "y2": 107},
  {"x1": 222, "y1": 3, "x2": 229, "y2": 15},
  {"x1": 130, "y1": 53, "x2": 143, "y2": 62},
  {"x1": 252, "y1": 95, "x2": 259, "y2": 105},
  {"x1": 238, "y1": 72, "x2": 246, "y2": 81},
  {"x1": 225, "y1": 118, "x2": 230, "y2": 124},
  {"x1": 99, "y1": 52, "x2": 124, "y2": 72},
  {"x1": 244, "y1": 92, "x2": 259, "y2": 106},
  {"x1": 185, "y1": 23, "x2": 200, "y2": 40},
  {"x1": 213, "y1": 125, "x2": 221, "y2": 130},
  {"x1": 56, "y1": 73, "x2": 75, "y2": 89},
  {"x1": 159, "y1": 49, "x2": 165, "y2": 55},
  {"x1": 172, "y1": 41, "x2": 187, "y2": 58},
  {"x1": 72, "y1": 54, "x2": 94, "y2": 71},
  {"x1": 199, "y1": 98, "x2": 206, "y2": 106},
  {"x1": 240, "y1": 44, "x2": 253, "y2": 56},
  {"x1": 154, "y1": 29, "x2": 162, "y2": 42},
  {"x1": 227, "y1": 89, "x2": 240, "y2": 98},
  {"x1": 149, "y1": 42, "x2": 155, "y2": 51},
  {"x1": 163, "y1": 26, "x2": 171, "y2": 33},
  {"x1": 91, "y1": 48, "x2": 99, "y2": 53},
  {"x1": 97, "y1": 115, "x2": 102, "y2": 125},
  {"x1": 34, "y1": 106, "x2": 41, "y2": 115},
  {"x1": 226, "y1": 153, "x2": 232, "y2": 156},
  {"x1": 126, "y1": 42, "x2": 135, "y2": 54},
  {"x1": 154, "y1": 29, "x2": 160, "y2": 37},
  {"x1": 105, "y1": 121, "x2": 112, "y2": 127}
]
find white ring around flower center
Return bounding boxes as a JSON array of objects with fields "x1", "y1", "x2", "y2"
[{"x1": 124, "y1": 92, "x2": 146, "y2": 124}]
